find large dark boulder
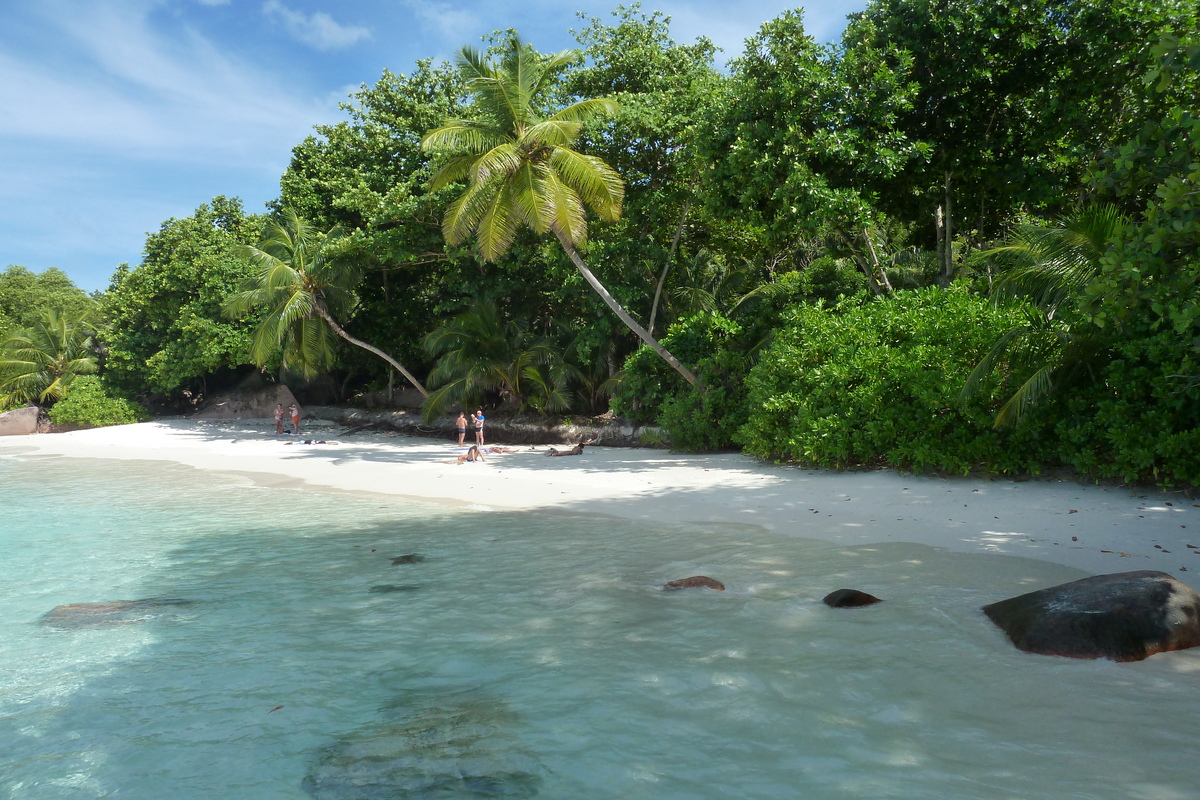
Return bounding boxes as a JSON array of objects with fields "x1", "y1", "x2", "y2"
[
  {"x1": 823, "y1": 589, "x2": 882, "y2": 608},
  {"x1": 983, "y1": 570, "x2": 1200, "y2": 662}
]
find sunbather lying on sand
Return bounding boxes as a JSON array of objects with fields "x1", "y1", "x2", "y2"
[
  {"x1": 485, "y1": 446, "x2": 519, "y2": 454},
  {"x1": 544, "y1": 443, "x2": 585, "y2": 457}
]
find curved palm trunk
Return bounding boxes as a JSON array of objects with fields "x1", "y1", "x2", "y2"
[
  {"x1": 556, "y1": 232, "x2": 698, "y2": 387},
  {"x1": 314, "y1": 304, "x2": 429, "y2": 397}
]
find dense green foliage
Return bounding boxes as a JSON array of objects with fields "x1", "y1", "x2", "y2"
[
  {"x1": 47, "y1": 376, "x2": 150, "y2": 428},
  {"x1": 422, "y1": 301, "x2": 568, "y2": 418},
  {"x1": 45, "y1": 2, "x2": 1200, "y2": 480},
  {"x1": 737, "y1": 289, "x2": 1048, "y2": 473},
  {"x1": 0, "y1": 266, "x2": 95, "y2": 338},
  {"x1": 102, "y1": 197, "x2": 261, "y2": 397}
]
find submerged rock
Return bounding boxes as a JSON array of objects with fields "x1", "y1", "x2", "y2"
[
  {"x1": 303, "y1": 697, "x2": 541, "y2": 799},
  {"x1": 822, "y1": 589, "x2": 882, "y2": 608},
  {"x1": 369, "y1": 584, "x2": 422, "y2": 594},
  {"x1": 391, "y1": 554, "x2": 425, "y2": 565},
  {"x1": 41, "y1": 598, "x2": 193, "y2": 629},
  {"x1": 663, "y1": 576, "x2": 725, "y2": 591},
  {"x1": 983, "y1": 570, "x2": 1200, "y2": 662}
]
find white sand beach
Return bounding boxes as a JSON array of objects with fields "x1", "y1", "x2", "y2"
[{"x1": 5, "y1": 417, "x2": 1199, "y2": 580}]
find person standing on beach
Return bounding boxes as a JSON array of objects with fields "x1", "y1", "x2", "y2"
[
  {"x1": 289, "y1": 404, "x2": 300, "y2": 435},
  {"x1": 273, "y1": 404, "x2": 285, "y2": 435},
  {"x1": 455, "y1": 412, "x2": 467, "y2": 447},
  {"x1": 473, "y1": 409, "x2": 485, "y2": 445}
]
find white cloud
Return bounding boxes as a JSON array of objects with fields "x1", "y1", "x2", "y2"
[
  {"x1": 262, "y1": 1, "x2": 370, "y2": 51},
  {"x1": 0, "y1": 1, "x2": 332, "y2": 166},
  {"x1": 403, "y1": 0, "x2": 480, "y2": 42},
  {"x1": 195, "y1": 0, "x2": 231, "y2": 6}
]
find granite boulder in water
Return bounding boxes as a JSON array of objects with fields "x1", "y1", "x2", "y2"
[
  {"x1": 663, "y1": 576, "x2": 725, "y2": 591},
  {"x1": 983, "y1": 570, "x2": 1200, "y2": 661},
  {"x1": 822, "y1": 589, "x2": 882, "y2": 608},
  {"x1": 303, "y1": 698, "x2": 541, "y2": 799},
  {"x1": 41, "y1": 598, "x2": 193, "y2": 629}
]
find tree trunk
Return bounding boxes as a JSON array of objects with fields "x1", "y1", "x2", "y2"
[
  {"x1": 863, "y1": 228, "x2": 893, "y2": 293},
  {"x1": 940, "y1": 171, "x2": 955, "y2": 287},
  {"x1": 313, "y1": 304, "x2": 428, "y2": 397},
  {"x1": 555, "y1": 232, "x2": 698, "y2": 387},
  {"x1": 648, "y1": 198, "x2": 692, "y2": 337},
  {"x1": 935, "y1": 204, "x2": 946, "y2": 284}
]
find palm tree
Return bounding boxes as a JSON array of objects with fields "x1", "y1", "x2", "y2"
[
  {"x1": 225, "y1": 208, "x2": 427, "y2": 396},
  {"x1": 961, "y1": 204, "x2": 1127, "y2": 426},
  {"x1": 422, "y1": 301, "x2": 569, "y2": 418},
  {"x1": 0, "y1": 308, "x2": 98, "y2": 407},
  {"x1": 420, "y1": 35, "x2": 698, "y2": 386}
]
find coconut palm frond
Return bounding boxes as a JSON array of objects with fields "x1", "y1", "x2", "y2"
[
  {"x1": 422, "y1": 34, "x2": 697, "y2": 386},
  {"x1": 547, "y1": 148, "x2": 623, "y2": 221}
]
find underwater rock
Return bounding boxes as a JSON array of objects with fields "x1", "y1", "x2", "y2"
[
  {"x1": 303, "y1": 697, "x2": 541, "y2": 799},
  {"x1": 369, "y1": 584, "x2": 422, "y2": 594},
  {"x1": 663, "y1": 576, "x2": 725, "y2": 591},
  {"x1": 41, "y1": 598, "x2": 193, "y2": 629},
  {"x1": 983, "y1": 570, "x2": 1200, "y2": 662},
  {"x1": 391, "y1": 554, "x2": 426, "y2": 565},
  {"x1": 822, "y1": 589, "x2": 882, "y2": 608}
]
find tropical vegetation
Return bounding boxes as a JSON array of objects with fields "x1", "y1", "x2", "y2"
[{"x1": 7, "y1": 2, "x2": 1200, "y2": 484}]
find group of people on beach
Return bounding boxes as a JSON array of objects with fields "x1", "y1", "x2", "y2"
[
  {"x1": 273, "y1": 403, "x2": 300, "y2": 435},
  {"x1": 452, "y1": 408, "x2": 585, "y2": 463},
  {"x1": 454, "y1": 410, "x2": 486, "y2": 447}
]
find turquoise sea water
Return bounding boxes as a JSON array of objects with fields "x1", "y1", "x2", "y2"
[{"x1": 2, "y1": 451, "x2": 1199, "y2": 799}]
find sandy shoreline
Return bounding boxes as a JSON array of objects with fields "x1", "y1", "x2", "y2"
[{"x1": 4, "y1": 418, "x2": 1199, "y2": 580}]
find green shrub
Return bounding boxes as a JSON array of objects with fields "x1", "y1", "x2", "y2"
[
  {"x1": 1051, "y1": 330, "x2": 1200, "y2": 486},
  {"x1": 48, "y1": 376, "x2": 151, "y2": 428},
  {"x1": 611, "y1": 314, "x2": 738, "y2": 424},
  {"x1": 611, "y1": 314, "x2": 754, "y2": 451},
  {"x1": 737, "y1": 286, "x2": 1054, "y2": 473}
]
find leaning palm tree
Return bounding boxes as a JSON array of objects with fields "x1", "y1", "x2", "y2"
[
  {"x1": 420, "y1": 35, "x2": 697, "y2": 386},
  {"x1": 961, "y1": 204, "x2": 1127, "y2": 426},
  {"x1": 0, "y1": 308, "x2": 98, "y2": 407},
  {"x1": 225, "y1": 208, "x2": 427, "y2": 396}
]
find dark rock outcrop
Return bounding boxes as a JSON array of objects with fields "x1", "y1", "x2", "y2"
[
  {"x1": 309, "y1": 406, "x2": 664, "y2": 448},
  {"x1": 822, "y1": 589, "x2": 882, "y2": 608},
  {"x1": 41, "y1": 598, "x2": 193, "y2": 629},
  {"x1": 0, "y1": 405, "x2": 39, "y2": 436},
  {"x1": 193, "y1": 384, "x2": 302, "y2": 420},
  {"x1": 983, "y1": 570, "x2": 1200, "y2": 661},
  {"x1": 664, "y1": 576, "x2": 725, "y2": 591},
  {"x1": 302, "y1": 698, "x2": 541, "y2": 799}
]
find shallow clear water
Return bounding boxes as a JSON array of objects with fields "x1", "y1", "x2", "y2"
[{"x1": 2, "y1": 452, "x2": 1199, "y2": 800}]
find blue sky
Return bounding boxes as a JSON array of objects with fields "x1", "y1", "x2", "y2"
[{"x1": 0, "y1": 0, "x2": 868, "y2": 293}]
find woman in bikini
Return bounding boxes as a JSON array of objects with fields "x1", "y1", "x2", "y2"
[{"x1": 457, "y1": 445, "x2": 485, "y2": 463}]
